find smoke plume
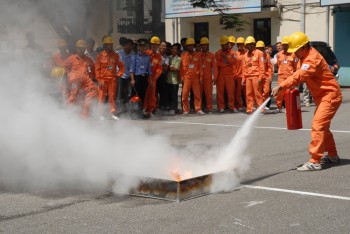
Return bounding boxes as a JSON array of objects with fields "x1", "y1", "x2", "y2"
[{"x1": 0, "y1": 0, "x2": 264, "y2": 196}]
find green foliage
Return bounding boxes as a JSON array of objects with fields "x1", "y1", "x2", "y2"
[
  {"x1": 220, "y1": 15, "x2": 249, "y2": 31},
  {"x1": 190, "y1": 0, "x2": 249, "y2": 31}
]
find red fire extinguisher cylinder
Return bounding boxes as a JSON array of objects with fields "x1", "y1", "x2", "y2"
[{"x1": 285, "y1": 88, "x2": 303, "y2": 130}]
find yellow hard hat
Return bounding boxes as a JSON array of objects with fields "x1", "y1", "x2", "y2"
[
  {"x1": 228, "y1": 36, "x2": 236, "y2": 43},
  {"x1": 236, "y1": 37, "x2": 245, "y2": 44},
  {"x1": 245, "y1": 36, "x2": 256, "y2": 45},
  {"x1": 50, "y1": 67, "x2": 65, "y2": 79},
  {"x1": 75, "y1": 39, "x2": 86, "y2": 48},
  {"x1": 256, "y1": 40, "x2": 265, "y2": 48},
  {"x1": 186, "y1": 38, "x2": 195, "y2": 45},
  {"x1": 200, "y1": 37, "x2": 209, "y2": 44},
  {"x1": 150, "y1": 36, "x2": 160, "y2": 44},
  {"x1": 220, "y1": 35, "x2": 229, "y2": 45},
  {"x1": 281, "y1": 36, "x2": 289, "y2": 45},
  {"x1": 57, "y1": 39, "x2": 67, "y2": 47},
  {"x1": 103, "y1": 36, "x2": 113, "y2": 44},
  {"x1": 287, "y1": 32, "x2": 309, "y2": 53}
]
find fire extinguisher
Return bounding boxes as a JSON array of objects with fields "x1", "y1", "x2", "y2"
[{"x1": 285, "y1": 88, "x2": 303, "y2": 130}]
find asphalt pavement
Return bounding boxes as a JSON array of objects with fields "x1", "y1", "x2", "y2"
[{"x1": 1, "y1": 87, "x2": 349, "y2": 233}]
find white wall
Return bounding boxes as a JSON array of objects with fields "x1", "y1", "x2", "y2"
[{"x1": 277, "y1": 0, "x2": 334, "y2": 46}]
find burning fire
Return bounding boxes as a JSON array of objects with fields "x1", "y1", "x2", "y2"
[{"x1": 170, "y1": 169, "x2": 193, "y2": 181}]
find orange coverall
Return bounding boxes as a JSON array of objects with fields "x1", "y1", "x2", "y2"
[
  {"x1": 200, "y1": 51, "x2": 218, "y2": 111},
  {"x1": 180, "y1": 51, "x2": 203, "y2": 112},
  {"x1": 51, "y1": 52, "x2": 69, "y2": 68},
  {"x1": 261, "y1": 52, "x2": 273, "y2": 101},
  {"x1": 242, "y1": 49, "x2": 265, "y2": 113},
  {"x1": 95, "y1": 50, "x2": 124, "y2": 114},
  {"x1": 276, "y1": 51, "x2": 297, "y2": 109},
  {"x1": 280, "y1": 47, "x2": 342, "y2": 163},
  {"x1": 51, "y1": 52, "x2": 70, "y2": 97},
  {"x1": 215, "y1": 49, "x2": 236, "y2": 111},
  {"x1": 234, "y1": 50, "x2": 246, "y2": 109},
  {"x1": 64, "y1": 55, "x2": 97, "y2": 118},
  {"x1": 144, "y1": 50, "x2": 162, "y2": 113}
]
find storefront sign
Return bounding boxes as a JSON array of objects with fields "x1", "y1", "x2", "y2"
[{"x1": 165, "y1": 0, "x2": 261, "y2": 18}]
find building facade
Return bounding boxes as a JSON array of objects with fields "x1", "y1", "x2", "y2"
[
  {"x1": 88, "y1": 0, "x2": 165, "y2": 50},
  {"x1": 165, "y1": 0, "x2": 350, "y2": 86}
]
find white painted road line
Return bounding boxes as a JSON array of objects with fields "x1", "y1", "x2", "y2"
[
  {"x1": 165, "y1": 121, "x2": 350, "y2": 134},
  {"x1": 243, "y1": 185, "x2": 350, "y2": 201}
]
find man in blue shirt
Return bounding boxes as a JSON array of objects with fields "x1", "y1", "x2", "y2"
[
  {"x1": 117, "y1": 39, "x2": 135, "y2": 114},
  {"x1": 131, "y1": 39, "x2": 152, "y2": 115}
]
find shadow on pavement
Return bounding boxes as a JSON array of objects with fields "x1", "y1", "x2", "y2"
[
  {"x1": 240, "y1": 169, "x2": 294, "y2": 185},
  {"x1": 321, "y1": 158, "x2": 350, "y2": 170}
]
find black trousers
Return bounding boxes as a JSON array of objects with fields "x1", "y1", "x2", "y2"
[
  {"x1": 189, "y1": 89, "x2": 195, "y2": 111},
  {"x1": 157, "y1": 73, "x2": 168, "y2": 109},
  {"x1": 166, "y1": 83, "x2": 179, "y2": 111},
  {"x1": 133, "y1": 75, "x2": 148, "y2": 105},
  {"x1": 117, "y1": 77, "x2": 132, "y2": 112}
]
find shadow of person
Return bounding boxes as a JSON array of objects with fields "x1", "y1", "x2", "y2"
[{"x1": 321, "y1": 158, "x2": 350, "y2": 170}]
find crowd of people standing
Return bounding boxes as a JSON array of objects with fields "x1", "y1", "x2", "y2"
[{"x1": 48, "y1": 33, "x2": 309, "y2": 120}]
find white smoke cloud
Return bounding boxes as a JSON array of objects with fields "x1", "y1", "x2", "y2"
[
  {"x1": 210, "y1": 98, "x2": 270, "y2": 192},
  {"x1": 0, "y1": 0, "x2": 266, "y2": 196}
]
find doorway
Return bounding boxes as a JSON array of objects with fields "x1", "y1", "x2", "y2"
[
  {"x1": 194, "y1": 22, "x2": 209, "y2": 43},
  {"x1": 254, "y1": 18, "x2": 271, "y2": 46}
]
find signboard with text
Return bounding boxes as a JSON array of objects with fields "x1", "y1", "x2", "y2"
[
  {"x1": 165, "y1": 0, "x2": 261, "y2": 19},
  {"x1": 321, "y1": 0, "x2": 350, "y2": 6}
]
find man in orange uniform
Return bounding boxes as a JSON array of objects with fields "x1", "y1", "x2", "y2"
[
  {"x1": 51, "y1": 39, "x2": 70, "y2": 68},
  {"x1": 180, "y1": 38, "x2": 204, "y2": 115},
  {"x1": 226, "y1": 35, "x2": 237, "y2": 110},
  {"x1": 228, "y1": 36, "x2": 236, "y2": 51},
  {"x1": 272, "y1": 32, "x2": 342, "y2": 171},
  {"x1": 255, "y1": 40, "x2": 273, "y2": 102},
  {"x1": 241, "y1": 36, "x2": 265, "y2": 114},
  {"x1": 144, "y1": 36, "x2": 162, "y2": 117},
  {"x1": 50, "y1": 39, "x2": 71, "y2": 100},
  {"x1": 64, "y1": 40, "x2": 97, "y2": 119},
  {"x1": 95, "y1": 36, "x2": 124, "y2": 120},
  {"x1": 215, "y1": 35, "x2": 237, "y2": 113},
  {"x1": 199, "y1": 37, "x2": 218, "y2": 113},
  {"x1": 275, "y1": 36, "x2": 298, "y2": 113},
  {"x1": 234, "y1": 37, "x2": 246, "y2": 111}
]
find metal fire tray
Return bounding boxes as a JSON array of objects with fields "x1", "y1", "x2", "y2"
[{"x1": 129, "y1": 174, "x2": 213, "y2": 202}]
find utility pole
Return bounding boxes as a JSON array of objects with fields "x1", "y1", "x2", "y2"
[
  {"x1": 152, "y1": 0, "x2": 161, "y2": 36},
  {"x1": 135, "y1": 0, "x2": 144, "y2": 33},
  {"x1": 108, "y1": 0, "x2": 113, "y2": 35},
  {"x1": 300, "y1": 0, "x2": 305, "y2": 32},
  {"x1": 325, "y1": 6, "x2": 330, "y2": 44}
]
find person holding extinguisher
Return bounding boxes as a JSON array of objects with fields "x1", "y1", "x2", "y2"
[
  {"x1": 275, "y1": 36, "x2": 298, "y2": 113},
  {"x1": 271, "y1": 32, "x2": 342, "y2": 171}
]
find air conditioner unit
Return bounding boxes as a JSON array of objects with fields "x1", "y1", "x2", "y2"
[{"x1": 263, "y1": 0, "x2": 276, "y2": 7}]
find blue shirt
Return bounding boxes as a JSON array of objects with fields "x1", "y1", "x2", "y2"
[
  {"x1": 117, "y1": 50, "x2": 135, "y2": 79},
  {"x1": 134, "y1": 52, "x2": 152, "y2": 77}
]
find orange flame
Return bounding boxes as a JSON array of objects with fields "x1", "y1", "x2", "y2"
[{"x1": 170, "y1": 169, "x2": 193, "y2": 181}]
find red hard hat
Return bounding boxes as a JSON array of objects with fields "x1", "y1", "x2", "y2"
[{"x1": 130, "y1": 95, "x2": 141, "y2": 103}]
